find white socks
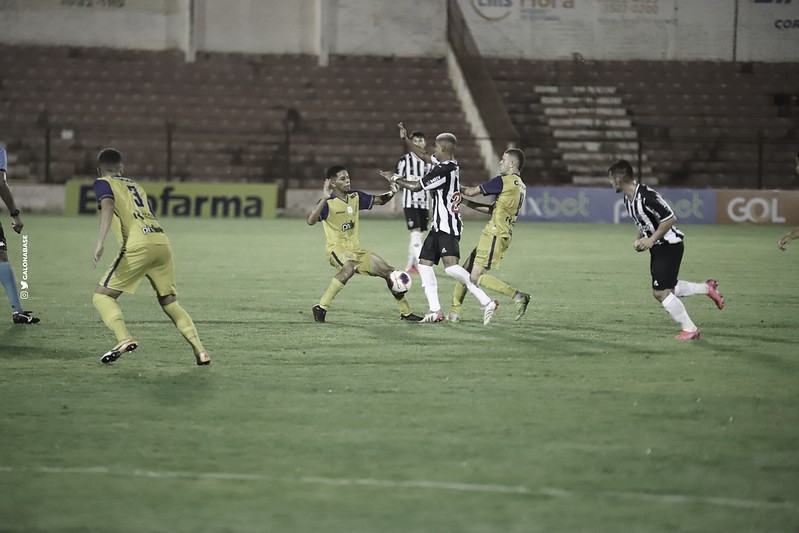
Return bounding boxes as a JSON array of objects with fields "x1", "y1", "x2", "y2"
[
  {"x1": 417, "y1": 264, "x2": 441, "y2": 312},
  {"x1": 661, "y1": 293, "x2": 697, "y2": 332},
  {"x1": 406, "y1": 231, "x2": 423, "y2": 270},
  {"x1": 444, "y1": 264, "x2": 492, "y2": 307},
  {"x1": 674, "y1": 280, "x2": 708, "y2": 297}
]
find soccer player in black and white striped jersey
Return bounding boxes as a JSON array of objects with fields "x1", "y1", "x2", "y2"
[
  {"x1": 608, "y1": 159, "x2": 724, "y2": 340},
  {"x1": 381, "y1": 123, "x2": 499, "y2": 325},
  {"x1": 395, "y1": 131, "x2": 431, "y2": 273}
]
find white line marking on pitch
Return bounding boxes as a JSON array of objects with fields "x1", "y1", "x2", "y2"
[{"x1": 0, "y1": 465, "x2": 795, "y2": 511}]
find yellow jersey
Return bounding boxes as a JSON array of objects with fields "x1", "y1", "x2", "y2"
[
  {"x1": 317, "y1": 190, "x2": 375, "y2": 253},
  {"x1": 93, "y1": 175, "x2": 170, "y2": 247},
  {"x1": 479, "y1": 173, "x2": 527, "y2": 238}
]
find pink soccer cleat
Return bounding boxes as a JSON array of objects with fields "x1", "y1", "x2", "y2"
[
  {"x1": 705, "y1": 279, "x2": 724, "y2": 310},
  {"x1": 675, "y1": 329, "x2": 701, "y2": 340}
]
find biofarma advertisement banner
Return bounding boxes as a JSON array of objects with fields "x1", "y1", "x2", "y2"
[{"x1": 66, "y1": 180, "x2": 278, "y2": 219}]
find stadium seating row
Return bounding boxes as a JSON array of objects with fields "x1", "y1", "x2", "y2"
[
  {"x1": 0, "y1": 44, "x2": 485, "y2": 191},
  {"x1": 486, "y1": 57, "x2": 798, "y2": 188}
]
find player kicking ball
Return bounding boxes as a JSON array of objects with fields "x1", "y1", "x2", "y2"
[{"x1": 307, "y1": 165, "x2": 423, "y2": 323}]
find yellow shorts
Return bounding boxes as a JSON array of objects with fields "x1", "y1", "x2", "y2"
[
  {"x1": 327, "y1": 246, "x2": 375, "y2": 275},
  {"x1": 100, "y1": 242, "x2": 177, "y2": 296},
  {"x1": 473, "y1": 232, "x2": 510, "y2": 270}
]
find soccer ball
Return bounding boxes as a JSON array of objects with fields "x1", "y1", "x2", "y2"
[{"x1": 389, "y1": 270, "x2": 412, "y2": 294}]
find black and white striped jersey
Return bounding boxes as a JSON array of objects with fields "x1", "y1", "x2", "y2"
[
  {"x1": 624, "y1": 184, "x2": 684, "y2": 244},
  {"x1": 396, "y1": 152, "x2": 431, "y2": 209},
  {"x1": 420, "y1": 156, "x2": 462, "y2": 236}
]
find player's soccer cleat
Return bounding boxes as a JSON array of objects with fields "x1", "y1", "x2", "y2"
[
  {"x1": 400, "y1": 313, "x2": 423, "y2": 321},
  {"x1": 482, "y1": 300, "x2": 499, "y2": 326},
  {"x1": 420, "y1": 310, "x2": 445, "y2": 323},
  {"x1": 312, "y1": 305, "x2": 327, "y2": 323},
  {"x1": 195, "y1": 351, "x2": 211, "y2": 366},
  {"x1": 407, "y1": 266, "x2": 418, "y2": 274},
  {"x1": 12, "y1": 311, "x2": 40, "y2": 324},
  {"x1": 514, "y1": 292, "x2": 531, "y2": 321},
  {"x1": 705, "y1": 279, "x2": 724, "y2": 310},
  {"x1": 446, "y1": 312, "x2": 459, "y2": 323},
  {"x1": 100, "y1": 338, "x2": 138, "y2": 364},
  {"x1": 675, "y1": 329, "x2": 701, "y2": 340}
]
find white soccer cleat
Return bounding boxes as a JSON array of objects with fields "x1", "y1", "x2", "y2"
[
  {"x1": 421, "y1": 310, "x2": 445, "y2": 323},
  {"x1": 446, "y1": 312, "x2": 459, "y2": 323},
  {"x1": 482, "y1": 300, "x2": 499, "y2": 326}
]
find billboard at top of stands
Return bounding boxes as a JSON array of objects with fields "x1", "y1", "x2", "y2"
[
  {"x1": 518, "y1": 187, "x2": 716, "y2": 224},
  {"x1": 65, "y1": 180, "x2": 278, "y2": 218}
]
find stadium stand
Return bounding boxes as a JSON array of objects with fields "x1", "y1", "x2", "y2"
[
  {"x1": 0, "y1": 44, "x2": 485, "y2": 192},
  {"x1": 2, "y1": 43, "x2": 796, "y2": 191},
  {"x1": 487, "y1": 58, "x2": 799, "y2": 188}
]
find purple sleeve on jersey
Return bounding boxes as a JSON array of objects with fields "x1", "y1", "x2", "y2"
[
  {"x1": 93, "y1": 179, "x2": 114, "y2": 206},
  {"x1": 318, "y1": 200, "x2": 330, "y2": 221},
  {"x1": 479, "y1": 176, "x2": 504, "y2": 196},
  {"x1": 0, "y1": 147, "x2": 7, "y2": 171},
  {"x1": 356, "y1": 190, "x2": 375, "y2": 210}
]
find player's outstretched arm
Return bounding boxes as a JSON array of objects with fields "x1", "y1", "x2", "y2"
[
  {"x1": 374, "y1": 187, "x2": 398, "y2": 206},
  {"x1": 778, "y1": 227, "x2": 799, "y2": 250},
  {"x1": 379, "y1": 169, "x2": 422, "y2": 193},
  {"x1": 462, "y1": 198, "x2": 492, "y2": 214}
]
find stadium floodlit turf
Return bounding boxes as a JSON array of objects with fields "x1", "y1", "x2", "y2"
[{"x1": 1, "y1": 215, "x2": 798, "y2": 532}]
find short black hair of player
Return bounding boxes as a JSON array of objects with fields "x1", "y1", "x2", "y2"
[
  {"x1": 409, "y1": 131, "x2": 425, "y2": 140},
  {"x1": 325, "y1": 165, "x2": 347, "y2": 180},
  {"x1": 608, "y1": 159, "x2": 634, "y2": 182},
  {"x1": 98, "y1": 148, "x2": 123, "y2": 168},
  {"x1": 505, "y1": 148, "x2": 526, "y2": 172}
]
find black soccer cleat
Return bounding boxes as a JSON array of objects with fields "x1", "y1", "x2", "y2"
[
  {"x1": 312, "y1": 305, "x2": 327, "y2": 323},
  {"x1": 400, "y1": 313, "x2": 423, "y2": 322},
  {"x1": 12, "y1": 311, "x2": 40, "y2": 324}
]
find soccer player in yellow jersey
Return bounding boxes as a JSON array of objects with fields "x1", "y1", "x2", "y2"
[
  {"x1": 91, "y1": 148, "x2": 210, "y2": 365},
  {"x1": 307, "y1": 165, "x2": 423, "y2": 323},
  {"x1": 448, "y1": 148, "x2": 532, "y2": 322}
]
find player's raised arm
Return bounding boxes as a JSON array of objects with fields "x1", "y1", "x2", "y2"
[
  {"x1": 307, "y1": 179, "x2": 333, "y2": 225},
  {"x1": 397, "y1": 122, "x2": 431, "y2": 165}
]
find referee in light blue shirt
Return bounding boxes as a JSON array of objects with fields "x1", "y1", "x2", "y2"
[{"x1": 0, "y1": 146, "x2": 40, "y2": 324}]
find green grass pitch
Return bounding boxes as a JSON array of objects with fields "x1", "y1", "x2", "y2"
[{"x1": 1, "y1": 215, "x2": 798, "y2": 532}]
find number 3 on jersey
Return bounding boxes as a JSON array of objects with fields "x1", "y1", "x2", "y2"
[{"x1": 127, "y1": 185, "x2": 145, "y2": 208}]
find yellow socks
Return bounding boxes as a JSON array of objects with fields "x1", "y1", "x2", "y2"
[
  {"x1": 397, "y1": 295, "x2": 412, "y2": 316},
  {"x1": 450, "y1": 282, "x2": 467, "y2": 315},
  {"x1": 319, "y1": 278, "x2": 345, "y2": 309},
  {"x1": 162, "y1": 301, "x2": 205, "y2": 355},
  {"x1": 477, "y1": 274, "x2": 517, "y2": 298},
  {"x1": 92, "y1": 293, "x2": 131, "y2": 342}
]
